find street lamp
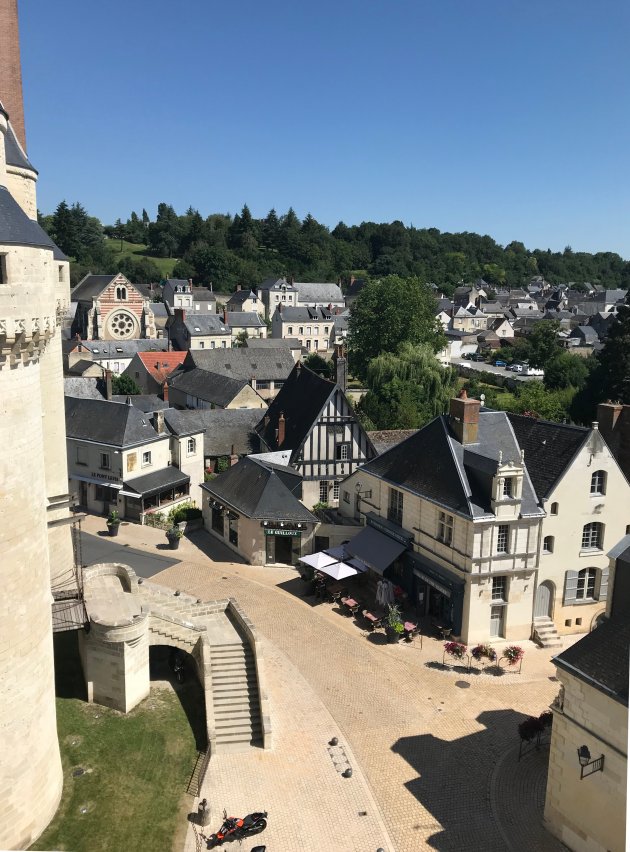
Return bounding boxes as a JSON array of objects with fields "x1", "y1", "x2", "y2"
[{"x1": 577, "y1": 745, "x2": 605, "y2": 779}]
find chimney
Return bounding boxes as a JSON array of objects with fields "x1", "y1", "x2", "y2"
[
  {"x1": 162, "y1": 381, "x2": 169, "y2": 403},
  {"x1": 289, "y1": 276, "x2": 295, "y2": 286},
  {"x1": 278, "y1": 302, "x2": 282, "y2": 313},
  {"x1": 175, "y1": 307, "x2": 186, "y2": 323},
  {"x1": 187, "y1": 278, "x2": 193, "y2": 287},
  {"x1": 335, "y1": 352, "x2": 347, "y2": 393},
  {"x1": 449, "y1": 389, "x2": 480, "y2": 445},
  {"x1": 105, "y1": 369, "x2": 113, "y2": 401},
  {"x1": 223, "y1": 307, "x2": 228, "y2": 325},
  {"x1": 230, "y1": 444, "x2": 239, "y2": 466},
  {"x1": 278, "y1": 412, "x2": 286, "y2": 447},
  {"x1": 597, "y1": 401, "x2": 623, "y2": 437},
  {"x1": 152, "y1": 410, "x2": 165, "y2": 435},
  {"x1": 236, "y1": 284, "x2": 242, "y2": 291},
  {"x1": 250, "y1": 375, "x2": 257, "y2": 391}
]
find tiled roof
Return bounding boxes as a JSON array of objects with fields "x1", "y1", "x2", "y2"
[
  {"x1": 201, "y1": 456, "x2": 317, "y2": 522},
  {"x1": 137, "y1": 351, "x2": 187, "y2": 381},
  {"x1": 184, "y1": 315, "x2": 230, "y2": 335},
  {"x1": 184, "y1": 348, "x2": 295, "y2": 381},
  {"x1": 65, "y1": 396, "x2": 162, "y2": 447},
  {"x1": 554, "y1": 618, "x2": 630, "y2": 705},
  {"x1": 169, "y1": 368, "x2": 250, "y2": 408},
  {"x1": 295, "y1": 282, "x2": 344, "y2": 303},
  {"x1": 226, "y1": 311, "x2": 265, "y2": 328},
  {"x1": 164, "y1": 408, "x2": 262, "y2": 456},
  {"x1": 256, "y1": 364, "x2": 336, "y2": 453},
  {"x1": 0, "y1": 185, "x2": 64, "y2": 255}
]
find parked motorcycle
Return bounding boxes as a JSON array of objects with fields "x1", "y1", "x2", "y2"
[{"x1": 203, "y1": 808, "x2": 268, "y2": 847}]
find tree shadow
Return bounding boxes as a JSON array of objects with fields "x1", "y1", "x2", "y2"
[{"x1": 392, "y1": 709, "x2": 530, "y2": 850}]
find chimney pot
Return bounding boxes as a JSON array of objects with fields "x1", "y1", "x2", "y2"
[
  {"x1": 162, "y1": 381, "x2": 169, "y2": 403},
  {"x1": 237, "y1": 284, "x2": 242, "y2": 291},
  {"x1": 223, "y1": 307, "x2": 228, "y2": 325},
  {"x1": 278, "y1": 411, "x2": 286, "y2": 447}
]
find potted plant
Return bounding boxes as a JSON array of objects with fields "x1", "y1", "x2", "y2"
[
  {"x1": 503, "y1": 645, "x2": 525, "y2": 667},
  {"x1": 385, "y1": 604, "x2": 405, "y2": 644},
  {"x1": 166, "y1": 526, "x2": 183, "y2": 550},
  {"x1": 106, "y1": 510, "x2": 121, "y2": 537},
  {"x1": 471, "y1": 643, "x2": 497, "y2": 664},
  {"x1": 444, "y1": 641, "x2": 468, "y2": 660}
]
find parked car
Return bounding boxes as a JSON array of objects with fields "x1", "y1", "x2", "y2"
[
  {"x1": 494, "y1": 359, "x2": 507, "y2": 367},
  {"x1": 511, "y1": 364, "x2": 524, "y2": 373},
  {"x1": 471, "y1": 353, "x2": 486, "y2": 362}
]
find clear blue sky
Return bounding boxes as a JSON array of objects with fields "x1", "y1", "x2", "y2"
[{"x1": 20, "y1": 0, "x2": 630, "y2": 257}]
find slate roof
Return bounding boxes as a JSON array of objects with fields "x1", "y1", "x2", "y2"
[
  {"x1": 257, "y1": 276, "x2": 297, "y2": 292},
  {"x1": 184, "y1": 315, "x2": 230, "y2": 336},
  {"x1": 245, "y1": 337, "x2": 302, "y2": 351},
  {"x1": 554, "y1": 618, "x2": 630, "y2": 705},
  {"x1": 367, "y1": 430, "x2": 418, "y2": 456},
  {"x1": 184, "y1": 348, "x2": 296, "y2": 381},
  {"x1": 111, "y1": 394, "x2": 170, "y2": 413},
  {"x1": 124, "y1": 466, "x2": 189, "y2": 498},
  {"x1": 506, "y1": 413, "x2": 588, "y2": 499},
  {"x1": 201, "y1": 456, "x2": 317, "y2": 522},
  {"x1": 226, "y1": 311, "x2": 265, "y2": 328},
  {"x1": 70, "y1": 339, "x2": 168, "y2": 358},
  {"x1": 227, "y1": 289, "x2": 256, "y2": 305},
  {"x1": 295, "y1": 282, "x2": 344, "y2": 303},
  {"x1": 71, "y1": 274, "x2": 118, "y2": 301},
  {"x1": 169, "y1": 368, "x2": 250, "y2": 408},
  {"x1": 4, "y1": 119, "x2": 37, "y2": 172},
  {"x1": 64, "y1": 377, "x2": 104, "y2": 400},
  {"x1": 571, "y1": 325, "x2": 599, "y2": 344},
  {"x1": 191, "y1": 287, "x2": 217, "y2": 302},
  {"x1": 256, "y1": 364, "x2": 336, "y2": 454},
  {"x1": 136, "y1": 351, "x2": 187, "y2": 381},
  {"x1": 65, "y1": 396, "x2": 163, "y2": 447},
  {"x1": 360, "y1": 411, "x2": 543, "y2": 519},
  {"x1": 0, "y1": 185, "x2": 66, "y2": 257},
  {"x1": 274, "y1": 306, "x2": 334, "y2": 322},
  {"x1": 164, "y1": 408, "x2": 261, "y2": 456}
]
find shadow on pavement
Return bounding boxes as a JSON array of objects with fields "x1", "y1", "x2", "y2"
[{"x1": 187, "y1": 529, "x2": 248, "y2": 565}]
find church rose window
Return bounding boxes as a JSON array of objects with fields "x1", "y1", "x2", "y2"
[{"x1": 109, "y1": 312, "x2": 135, "y2": 338}]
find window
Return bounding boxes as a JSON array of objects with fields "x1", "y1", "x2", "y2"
[
  {"x1": 502, "y1": 477, "x2": 513, "y2": 498},
  {"x1": 199, "y1": 341, "x2": 205, "y2": 349},
  {"x1": 576, "y1": 568, "x2": 597, "y2": 600},
  {"x1": 115, "y1": 286, "x2": 127, "y2": 300},
  {"x1": 550, "y1": 502, "x2": 559, "y2": 515},
  {"x1": 211, "y1": 341, "x2": 215, "y2": 349},
  {"x1": 324, "y1": 326, "x2": 329, "y2": 334},
  {"x1": 590, "y1": 470, "x2": 606, "y2": 495},
  {"x1": 319, "y1": 481, "x2": 329, "y2": 502},
  {"x1": 58, "y1": 265, "x2": 64, "y2": 282},
  {"x1": 228, "y1": 515, "x2": 239, "y2": 547},
  {"x1": 1, "y1": 252, "x2": 11, "y2": 283},
  {"x1": 142, "y1": 451, "x2": 152, "y2": 467},
  {"x1": 437, "y1": 511, "x2": 453, "y2": 546},
  {"x1": 187, "y1": 437, "x2": 196, "y2": 455},
  {"x1": 388, "y1": 488, "x2": 404, "y2": 527},
  {"x1": 336, "y1": 443, "x2": 350, "y2": 461},
  {"x1": 221, "y1": 341, "x2": 227, "y2": 348},
  {"x1": 195, "y1": 303, "x2": 200, "y2": 310},
  {"x1": 496, "y1": 525, "x2": 509, "y2": 553},
  {"x1": 99, "y1": 452, "x2": 110, "y2": 470},
  {"x1": 343, "y1": 490, "x2": 350, "y2": 504},
  {"x1": 299, "y1": 327, "x2": 304, "y2": 334},
  {"x1": 307, "y1": 326, "x2": 312, "y2": 335},
  {"x1": 288, "y1": 326, "x2": 293, "y2": 334},
  {"x1": 76, "y1": 446, "x2": 87, "y2": 466},
  {"x1": 492, "y1": 576, "x2": 506, "y2": 601},
  {"x1": 581, "y1": 522, "x2": 602, "y2": 550},
  {"x1": 543, "y1": 535, "x2": 554, "y2": 553},
  {"x1": 333, "y1": 482, "x2": 340, "y2": 501}
]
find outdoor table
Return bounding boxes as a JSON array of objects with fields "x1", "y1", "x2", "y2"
[
  {"x1": 362, "y1": 608, "x2": 385, "y2": 629},
  {"x1": 341, "y1": 596, "x2": 360, "y2": 616},
  {"x1": 403, "y1": 621, "x2": 421, "y2": 645},
  {"x1": 436, "y1": 625, "x2": 452, "y2": 640}
]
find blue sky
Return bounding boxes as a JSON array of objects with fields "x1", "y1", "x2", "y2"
[{"x1": 20, "y1": 0, "x2": 630, "y2": 257}]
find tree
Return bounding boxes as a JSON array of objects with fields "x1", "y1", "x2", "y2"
[
  {"x1": 588, "y1": 294, "x2": 630, "y2": 404},
  {"x1": 234, "y1": 330, "x2": 249, "y2": 347},
  {"x1": 506, "y1": 381, "x2": 575, "y2": 422},
  {"x1": 543, "y1": 353, "x2": 590, "y2": 390},
  {"x1": 112, "y1": 374, "x2": 141, "y2": 395},
  {"x1": 527, "y1": 320, "x2": 562, "y2": 369},
  {"x1": 348, "y1": 276, "x2": 444, "y2": 380},
  {"x1": 303, "y1": 353, "x2": 332, "y2": 379}
]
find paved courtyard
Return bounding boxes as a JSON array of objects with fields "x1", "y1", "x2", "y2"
[{"x1": 80, "y1": 515, "x2": 571, "y2": 851}]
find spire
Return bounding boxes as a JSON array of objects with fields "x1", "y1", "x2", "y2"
[{"x1": 0, "y1": 0, "x2": 27, "y2": 151}]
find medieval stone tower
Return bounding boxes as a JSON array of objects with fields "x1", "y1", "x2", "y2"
[{"x1": 0, "y1": 1, "x2": 75, "y2": 847}]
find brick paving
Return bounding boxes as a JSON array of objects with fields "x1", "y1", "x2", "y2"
[{"x1": 81, "y1": 516, "x2": 576, "y2": 851}]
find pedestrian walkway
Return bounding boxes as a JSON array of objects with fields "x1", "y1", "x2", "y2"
[{"x1": 80, "y1": 514, "x2": 578, "y2": 851}]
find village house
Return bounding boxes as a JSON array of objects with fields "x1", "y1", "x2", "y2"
[
  {"x1": 65, "y1": 396, "x2": 204, "y2": 520},
  {"x1": 294, "y1": 281, "x2": 345, "y2": 310},
  {"x1": 223, "y1": 309, "x2": 267, "y2": 343},
  {"x1": 450, "y1": 305, "x2": 488, "y2": 334},
  {"x1": 191, "y1": 286, "x2": 217, "y2": 313},
  {"x1": 544, "y1": 536, "x2": 629, "y2": 852},
  {"x1": 255, "y1": 361, "x2": 376, "y2": 509},
  {"x1": 226, "y1": 286, "x2": 263, "y2": 315},
  {"x1": 63, "y1": 337, "x2": 168, "y2": 376},
  {"x1": 162, "y1": 278, "x2": 194, "y2": 310},
  {"x1": 167, "y1": 368, "x2": 266, "y2": 411},
  {"x1": 256, "y1": 277, "x2": 299, "y2": 318},
  {"x1": 71, "y1": 272, "x2": 157, "y2": 341},
  {"x1": 177, "y1": 347, "x2": 296, "y2": 402},
  {"x1": 161, "y1": 408, "x2": 262, "y2": 472},
  {"x1": 271, "y1": 304, "x2": 336, "y2": 352},
  {"x1": 244, "y1": 336, "x2": 304, "y2": 362},
  {"x1": 122, "y1": 350, "x2": 187, "y2": 394},
  {"x1": 168, "y1": 308, "x2": 231, "y2": 351},
  {"x1": 201, "y1": 456, "x2": 318, "y2": 565}
]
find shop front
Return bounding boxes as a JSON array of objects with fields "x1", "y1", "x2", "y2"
[
  {"x1": 263, "y1": 523, "x2": 303, "y2": 566},
  {"x1": 119, "y1": 467, "x2": 190, "y2": 521},
  {"x1": 409, "y1": 554, "x2": 465, "y2": 636}
]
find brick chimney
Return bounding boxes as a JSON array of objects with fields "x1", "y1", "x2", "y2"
[
  {"x1": 230, "y1": 444, "x2": 239, "y2": 466},
  {"x1": 449, "y1": 389, "x2": 480, "y2": 445},
  {"x1": 277, "y1": 412, "x2": 286, "y2": 447},
  {"x1": 105, "y1": 369, "x2": 113, "y2": 401},
  {"x1": 162, "y1": 381, "x2": 169, "y2": 403}
]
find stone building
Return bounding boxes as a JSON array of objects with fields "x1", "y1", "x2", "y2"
[
  {"x1": 71, "y1": 272, "x2": 157, "y2": 341},
  {"x1": 0, "y1": 4, "x2": 75, "y2": 843}
]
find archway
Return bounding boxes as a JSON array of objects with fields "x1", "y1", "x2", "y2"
[
  {"x1": 149, "y1": 644, "x2": 207, "y2": 751},
  {"x1": 534, "y1": 580, "x2": 554, "y2": 619}
]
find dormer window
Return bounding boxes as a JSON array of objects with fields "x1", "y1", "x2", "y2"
[{"x1": 502, "y1": 477, "x2": 513, "y2": 498}]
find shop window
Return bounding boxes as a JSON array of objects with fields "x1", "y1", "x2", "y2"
[
  {"x1": 388, "y1": 488, "x2": 404, "y2": 527},
  {"x1": 100, "y1": 452, "x2": 110, "y2": 470},
  {"x1": 228, "y1": 515, "x2": 239, "y2": 547},
  {"x1": 581, "y1": 522, "x2": 603, "y2": 550},
  {"x1": 502, "y1": 477, "x2": 513, "y2": 498},
  {"x1": 496, "y1": 524, "x2": 509, "y2": 553},
  {"x1": 576, "y1": 568, "x2": 597, "y2": 600},
  {"x1": 437, "y1": 511, "x2": 453, "y2": 546},
  {"x1": 76, "y1": 446, "x2": 87, "y2": 466},
  {"x1": 590, "y1": 470, "x2": 606, "y2": 495},
  {"x1": 319, "y1": 481, "x2": 329, "y2": 503},
  {"x1": 492, "y1": 576, "x2": 507, "y2": 601}
]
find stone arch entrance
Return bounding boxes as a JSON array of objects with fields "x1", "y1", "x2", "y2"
[
  {"x1": 534, "y1": 580, "x2": 554, "y2": 619},
  {"x1": 149, "y1": 644, "x2": 208, "y2": 751}
]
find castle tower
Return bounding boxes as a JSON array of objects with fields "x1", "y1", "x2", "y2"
[{"x1": 0, "y1": 1, "x2": 73, "y2": 845}]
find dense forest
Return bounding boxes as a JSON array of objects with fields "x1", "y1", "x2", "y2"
[{"x1": 40, "y1": 201, "x2": 630, "y2": 292}]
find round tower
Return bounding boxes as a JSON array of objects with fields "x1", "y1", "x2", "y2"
[{"x1": 0, "y1": 106, "x2": 63, "y2": 849}]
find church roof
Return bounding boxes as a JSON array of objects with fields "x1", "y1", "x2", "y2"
[
  {"x1": 0, "y1": 185, "x2": 66, "y2": 258},
  {"x1": 71, "y1": 274, "x2": 119, "y2": 301}
]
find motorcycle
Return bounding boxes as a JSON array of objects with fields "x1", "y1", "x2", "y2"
[{"x1": 203, "y1": 808, "x2": 268, "y2": 847}]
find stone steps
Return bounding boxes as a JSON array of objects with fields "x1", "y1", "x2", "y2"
[
  {"x1": 211, "y1": 642, "x2": 262, "y2": 752},
  {"x1": 533, "y1": 617, "x2": 563, "y2": 648}
]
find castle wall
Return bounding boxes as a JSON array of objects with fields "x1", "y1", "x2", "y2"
[{"x1": 5, "y1": 164, "x2": 37, "y2": 219}]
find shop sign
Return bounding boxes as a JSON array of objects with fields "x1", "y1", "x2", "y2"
[
  {"x1": 415, "y1": 570, "x2": 452, "y2": 599},
  {"x1": 264, "y1": 529, "x2": 301, "y2": 537},
  {"x1": 89, "y1": 471, "x2": 122, "y2": 484}
]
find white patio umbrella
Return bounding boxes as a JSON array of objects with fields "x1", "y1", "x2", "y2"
[
  {"x1": 316, "y1": 561, "x2": 359, "y2": 581},
  {"x1": 299, "y1": 552, "x2": 338, "y2": 570}
]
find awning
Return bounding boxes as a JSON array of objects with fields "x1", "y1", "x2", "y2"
[
  {"x1": 414, "y1": 570, "x2": 453, "y2": 599},
  {"x1": 300, "y1": 552, "x2": 338, "y2": 570},
  {"x1": 72, "y1": 474, "x2": 122, "y2": 489},
  {"x1": 345, "y1": 526, "x2": 407, "y2": 575},
  {"x1": 121, "y1": 467, "x2": 190, "y2": 499},
  {"x1": 316, "y1": 561, "x2": 361, "y2": 581}
]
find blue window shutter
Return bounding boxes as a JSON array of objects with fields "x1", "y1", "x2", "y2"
[
  {"x1": 598, "y1": 567, "x2": 609, "y2": 601},
  {"x1": 563, "y1": 570, "x2": 578, "y2": 606}
]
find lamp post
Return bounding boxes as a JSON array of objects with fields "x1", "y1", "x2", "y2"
[{"x1": 577, "y1": 745, "x2": 605, "y2": 780}]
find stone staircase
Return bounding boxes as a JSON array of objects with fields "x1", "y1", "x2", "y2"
[
  {"x1": 533, "y1": 616, "x2": 562, "y2": 649},
  {"x1": 211, "y1": 642, "x2": 262, "y2": 752}
]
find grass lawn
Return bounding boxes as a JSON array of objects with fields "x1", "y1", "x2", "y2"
[
  {"x1": 31, "y1": 634, "x2": 203, "y2": 852},
  {"x1": 106, "y1": 239, "x2": 179, "y2": 278}
]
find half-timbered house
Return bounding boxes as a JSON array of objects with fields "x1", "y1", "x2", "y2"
[{"x1": 255, "y1": 362, "x2": 376, "y2": 508}]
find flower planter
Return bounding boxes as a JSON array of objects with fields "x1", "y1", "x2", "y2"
[
  {"x1": 166, "y1": 535, "x2": 180, "y2": 550},
  {"x1": 386, "y1": 626, "x2": 402, "y2": 644},
  {"x1": 107, "y1": 523, "x2": 120, "y2": 537}
]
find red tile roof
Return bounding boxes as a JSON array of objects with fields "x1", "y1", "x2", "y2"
[{"x1": 137, "y1": 351, "x2": 187, "y2": 382}]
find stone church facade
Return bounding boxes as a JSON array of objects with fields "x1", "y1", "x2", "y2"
[{"x1": 71, "y1": 272, "x2": 157, "y2": 341}]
